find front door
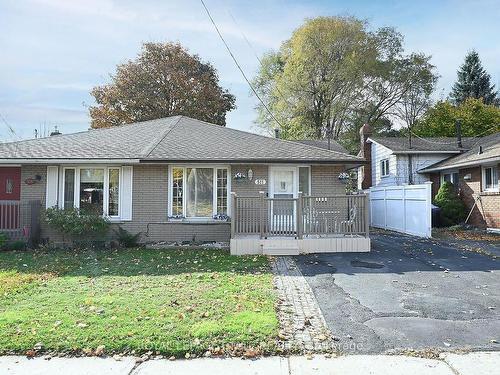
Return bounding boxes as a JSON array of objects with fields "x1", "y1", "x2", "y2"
[
  {"x1": 270, "y1": 167, "x2": 297, "y2": 233},
  {"x1": 0, "y1": 167, "x2": 21, "y2": 230}
]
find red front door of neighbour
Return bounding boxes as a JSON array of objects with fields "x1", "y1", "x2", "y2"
[
  {"x1": 0, "y1": 167, "x2": 21, "y2": 230},
  {"x1": 0, "y1": 167, "x2": 21, "y2": 200}
]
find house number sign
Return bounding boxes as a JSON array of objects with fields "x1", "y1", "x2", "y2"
[{"x1": 254, "y1": 178, "x2": 266, "y2": 185}]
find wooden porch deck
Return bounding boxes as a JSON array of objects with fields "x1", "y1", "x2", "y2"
[{"x1": 230, "y1": 193, "x2": 371, "y2": 255}]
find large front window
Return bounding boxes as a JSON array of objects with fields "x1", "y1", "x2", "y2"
[
  {"x1": 169, "y1": 166, "x2": 229, "y2": 218},
  {"x1": 80, "y1": 168, "x2": 104, "y2": 215},
  {"x1": 186, "y1": 168, "x2": 213, "y2": 217},
  {"x1": 62, "y1": 167, "x2": 120, "y2": 217}
]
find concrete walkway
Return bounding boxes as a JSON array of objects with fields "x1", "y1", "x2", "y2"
[{"x1": 1, "y1": 352, "x2": 499, "y2": 375}]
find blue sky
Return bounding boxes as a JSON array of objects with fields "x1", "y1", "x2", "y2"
[{"x1": 1, "y1": 0, "x2": 499, "y2": 140}]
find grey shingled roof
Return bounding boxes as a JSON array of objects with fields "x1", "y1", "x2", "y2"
[
  {"x1": 0, "y1": 117, "x2": 180, "y2": 160},
  {"x1": 0, "y1": 116, "x2": 363, "y2": 164},
  {"x1": 369, "y1": 136, "x2": 475, "y2": 153},
  {"x1": 419, "y1": 132, "x2": 500, "y2": 172},
  {"x1": 294, "y1": 139, "x2": 349, "y2": 154}
]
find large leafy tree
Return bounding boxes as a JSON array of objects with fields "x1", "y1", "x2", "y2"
[
  {"x1": 414, "y1": 98, "x2": 500, "y2": 137},
  {"x1": 254, "y1": 17, "x2": 373, "y2": 140},
  {"x1": 252, "y1": 17, "x2": 437, "y2": 150},
  {"x1": 450, "y1": 51, "x2": 499, "y2": 106},
  {"x1": 89, "y1": 42, "x2": 236, "y2": 128},
  {"x1": 394, "y1": 53, "x2": 438, "y2": 146}
]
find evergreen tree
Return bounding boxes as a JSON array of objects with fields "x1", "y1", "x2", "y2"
[
  {"x1": 450, "y1": 51, "x2": 499, "y2": 105},
  {"x1": 434, "y1": 182, "x2": 466, "y2": 227}
]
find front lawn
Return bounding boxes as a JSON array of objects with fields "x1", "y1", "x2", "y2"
[{"x1": 0, "y1": 247, "x2": 278, "y2": 357}]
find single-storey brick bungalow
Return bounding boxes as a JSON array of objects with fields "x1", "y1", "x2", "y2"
[
  {"x1": 0, "y1": 116, "x2": 370, "y2": 254},
  {"x1": 419, "y1": 132, "x2": 500, "y2": 231}
]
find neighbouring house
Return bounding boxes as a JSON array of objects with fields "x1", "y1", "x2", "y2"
[
  {"x1": 358, "y1": 124, "x2": 474, "y2": 190},
  {"x1": 358, "y1": 123, "x2": 500, "y2": 231},
  {"x1": 419, "y1": 132, "x2": 500, "y2": 231},
  {"x1": 294, "y1": 139, "x2": 350, "y2": 154},
  {"x1": 0, "y1": 116, "x2": 370, "y2": 254}
]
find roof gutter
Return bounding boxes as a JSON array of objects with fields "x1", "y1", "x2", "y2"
[
  {"x1": 0, "y1": 159, "x2": 142, "y2": 164},
  {"x1": 139, "y1": 159, "x2": 367, "y2": 165},
  {"x1": 392, "y1": 150, "x2": 462, "y2": 155},
  {"x1": 419, "y1": 155, "x2": 500, "y2": 173},
  {"x1": 367, "y1": 137, "x2": 465, "y2": 154}
]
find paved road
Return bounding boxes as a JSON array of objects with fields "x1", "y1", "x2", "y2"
[{"x1": 294, "y1": 231, "x2": 500, "y2": 354}]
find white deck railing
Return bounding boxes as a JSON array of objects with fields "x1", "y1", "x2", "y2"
[{"x1": 231, "y1": 193, "x2": 369, "y2": 239}]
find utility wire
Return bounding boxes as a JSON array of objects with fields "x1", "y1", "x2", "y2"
[
  {"x1": 227, "y1": 9, "x2": 295, "y2": 110},
  {"x1": 227, "y1": 10, "x2": 263, "y2": 66},
  {"x1": 199, "y1": 0, "x2": 285, "y2": 129},
  {"x1": 0, "y1": 113, "x2": 20, "y2": 141},
  {"x1": 409, "y1": 124, "x2": 499, "y2": 146}
]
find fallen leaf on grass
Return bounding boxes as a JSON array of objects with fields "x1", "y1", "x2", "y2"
[{"x1": 95, "y1": 345, "x2": 105, "y2": 356}]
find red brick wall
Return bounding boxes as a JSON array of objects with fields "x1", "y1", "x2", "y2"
[
  {"x1": 458, "y1": 167, "x2": 486, "y2": 227},
  {"x1": 360, "y1": 142, "x2": 372, "y2": 190},
  {"x1": 429, "y1": 173, "x2": 440, "y2": 199},
  {"x1": 481, "y1": 193, "x2": 500, "y2": 228},
  {"x1": 359, "y1": 125, "x2": 372, "y2": 189},
  {"x1": 428, "y1": 164, "x2": 500, "y2": 229}
]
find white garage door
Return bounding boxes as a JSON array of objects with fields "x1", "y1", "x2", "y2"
[{"x1": 368, "y1": 183, "x2": 432, "y2": 237}]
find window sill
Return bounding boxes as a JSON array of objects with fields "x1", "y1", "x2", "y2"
[
  {"x1": 108, "y1": 218, "x2": 131, "y2": 223},
  {"x1": 167, "y1": 218, "x2": 230, "y2": 224},
  {"x1": 480, "y1": 191, "x2": 500, "y2": 196}
]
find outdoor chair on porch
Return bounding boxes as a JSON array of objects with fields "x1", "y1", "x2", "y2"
[{"x1": 339, "y1": 205, "x2": 358, "y2": 236}]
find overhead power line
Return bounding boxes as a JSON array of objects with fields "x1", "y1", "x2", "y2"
[
  {"x1": 227, "y1": 10, "x2": 264, "y2": 66},
  {"x1": 409, "y1": 124, "x2": 499, "y2": 146},
  {"x1": 227, "y1": 9, "x2": 295, "y2": 110},
  {"x1": 199, "y1": 0, "x2": 284, "y2": 129},
  {"x1": 0, "y1": 113, "x2": 20, "y2": 141}
]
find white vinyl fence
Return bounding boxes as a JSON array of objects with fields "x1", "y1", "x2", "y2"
[{"x1": 368, "y1": 183, "x2": 432, "y2": 238}]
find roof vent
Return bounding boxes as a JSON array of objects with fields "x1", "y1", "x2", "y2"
[
  {"x1": 478, "y1": 145, "x2": 483, "y2": 154},
  {"x1": 50, "y1": 126, "x2": 61, "y2": 136}
]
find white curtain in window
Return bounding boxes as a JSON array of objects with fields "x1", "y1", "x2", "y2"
[{"x1": 186, "y1": 168, "x2": 213, "y2": 217}]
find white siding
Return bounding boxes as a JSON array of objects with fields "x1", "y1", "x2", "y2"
[
  {"x1": 371, "y1": 141, "x2": 452, "y2": 186},
  {"x1": 371, "y1": 142, "x2": 398, "y2": 186},
  {"x1": 401, "y1": 153, "x2": 451, "y2": 185}
]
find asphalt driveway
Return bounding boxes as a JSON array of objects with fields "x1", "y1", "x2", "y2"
[{"x1": 294, "y1": 230, "x2": 500, "y2": 354}]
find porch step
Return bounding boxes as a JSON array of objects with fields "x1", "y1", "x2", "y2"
[{"x1": 262, "y1": 239, "x2": 300, "y2": 256}]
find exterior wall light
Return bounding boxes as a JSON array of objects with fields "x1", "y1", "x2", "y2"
[{"x1": 247, "y1": 168, "x2": 254, "y2": 181}]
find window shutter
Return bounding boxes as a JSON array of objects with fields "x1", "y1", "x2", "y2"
[
  {"x1": 46, "y1": 166, "x2": 59, "y2": 208},
  {"x1": 120, "y1": 166, "x2": 133, "y2": 220}
]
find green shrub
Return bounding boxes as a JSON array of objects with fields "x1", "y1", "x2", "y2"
[
  {"x1": 4, "y1": 240, "x2": 27, "y2": 251},
  {"x1": 0, "y1": 232, "x2": 8, "y2": 249},
  {"x1": 434, "y1": 181, "x2": 467, "y2": 226},
  {"x1": 44, "y1": 207, "x2": 110, "y2": 240},
  {"x1": 114, "y1": 226, "x2": 141, "y2": 248}
]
